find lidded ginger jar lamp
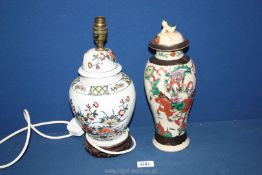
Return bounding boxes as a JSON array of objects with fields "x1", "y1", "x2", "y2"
[{"x1": 69, "y1": 16, "x2": 136, "y2": 157}]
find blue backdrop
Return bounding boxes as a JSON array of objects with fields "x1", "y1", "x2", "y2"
[{"x1": 0, "y1": 0, "x2": 262, "y2": 134}]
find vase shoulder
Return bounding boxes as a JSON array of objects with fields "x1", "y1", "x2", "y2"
[{"x1": 70, "y1": 72, "x2": 132, "y2": 96}]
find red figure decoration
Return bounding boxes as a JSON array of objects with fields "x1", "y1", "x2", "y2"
[{"x1": 155, "y1": 93, "x2": 173, "y2": 119}]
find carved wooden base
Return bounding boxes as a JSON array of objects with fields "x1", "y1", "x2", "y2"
[{"x1": 84, "y1": 134, "x2": 133, "y2": 158}]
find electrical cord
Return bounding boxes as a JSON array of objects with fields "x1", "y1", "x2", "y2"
[
  {"x1": 0, "y1": 109, "x2": 73, "y2": 169},
  {"x1": 0, "y1": 109, "x2": 136, "y2": 169}
]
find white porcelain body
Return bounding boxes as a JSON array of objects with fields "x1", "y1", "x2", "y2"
[
  {"x1": 69, "y1": 72, "x2": 136, "y2": 142},
  {"x1": 144, "y1": 50, "x2": 196, "y2": 150}
]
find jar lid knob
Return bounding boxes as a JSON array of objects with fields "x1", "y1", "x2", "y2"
[{"x1": 148, "y1": 20, "x2": 189, "y2": 51}]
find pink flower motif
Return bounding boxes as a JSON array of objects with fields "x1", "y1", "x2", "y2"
[
  {"x1": 174, "y1": 71, "x2": 183, "y2": 81},
  {"x1": 118, "y1": 109, "x2": 125, "y2": 117},
  {"x1": 93, "y1": 102, "x2": 99, "y2": 108},
  {"x1": 174, "y1": 96, "x2": 182, "y2": 103},
  {"x1": 126, "y1": 96, "x2": 130, "y2": 102},
  {"x1": 89, "y1": 117, "x2": 94, "y2": 121},
  {"x1": 120, "y1": 99, "x2": 124, "y2": 104}
]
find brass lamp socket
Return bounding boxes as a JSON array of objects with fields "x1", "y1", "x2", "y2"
[{"x1": 93, "y1": 16, "x2": 108, "y2": 51}]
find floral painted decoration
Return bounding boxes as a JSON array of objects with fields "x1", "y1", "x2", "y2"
[
  {"x1": 70, "y1": 96, "x2": 131, "y2": 140},
  {"x1": 87, "y1": 50, "x2": 116, "y2": 70}
]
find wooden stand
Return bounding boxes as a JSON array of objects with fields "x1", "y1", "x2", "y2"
[{"x1": 84, "y1": 134, "x2": 133, "y2": 158}]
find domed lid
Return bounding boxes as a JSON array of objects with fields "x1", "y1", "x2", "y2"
[
  {"x1": 149, "y1": 20, "x2": 189, "y2": 51},
  {"x1": 78, "y1": 16, "x2": 122, "y2": 78}
]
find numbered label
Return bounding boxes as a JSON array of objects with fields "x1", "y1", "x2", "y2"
[{"x1": 137, "y1": 161, "x2": 155, "y2": 168}]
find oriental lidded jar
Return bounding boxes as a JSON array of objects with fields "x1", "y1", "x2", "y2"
[
  {"x1": 69, "y1": 16, "x2": 136, "y2": 157},
  {"x1": 144, "y1": 21, "x2": 196, "y2": 152}
]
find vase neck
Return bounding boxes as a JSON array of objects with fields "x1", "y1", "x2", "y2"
[{"x1": 155, "y1": 50, "x2": 184, "y2": 60}]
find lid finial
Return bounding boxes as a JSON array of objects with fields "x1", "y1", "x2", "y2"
[
  {"x1": 161, "y1": 20, "x2": 176, "y2": 33},
  {"x1": 148, "y1": 20, "x2": 189, "y2": 51}
]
